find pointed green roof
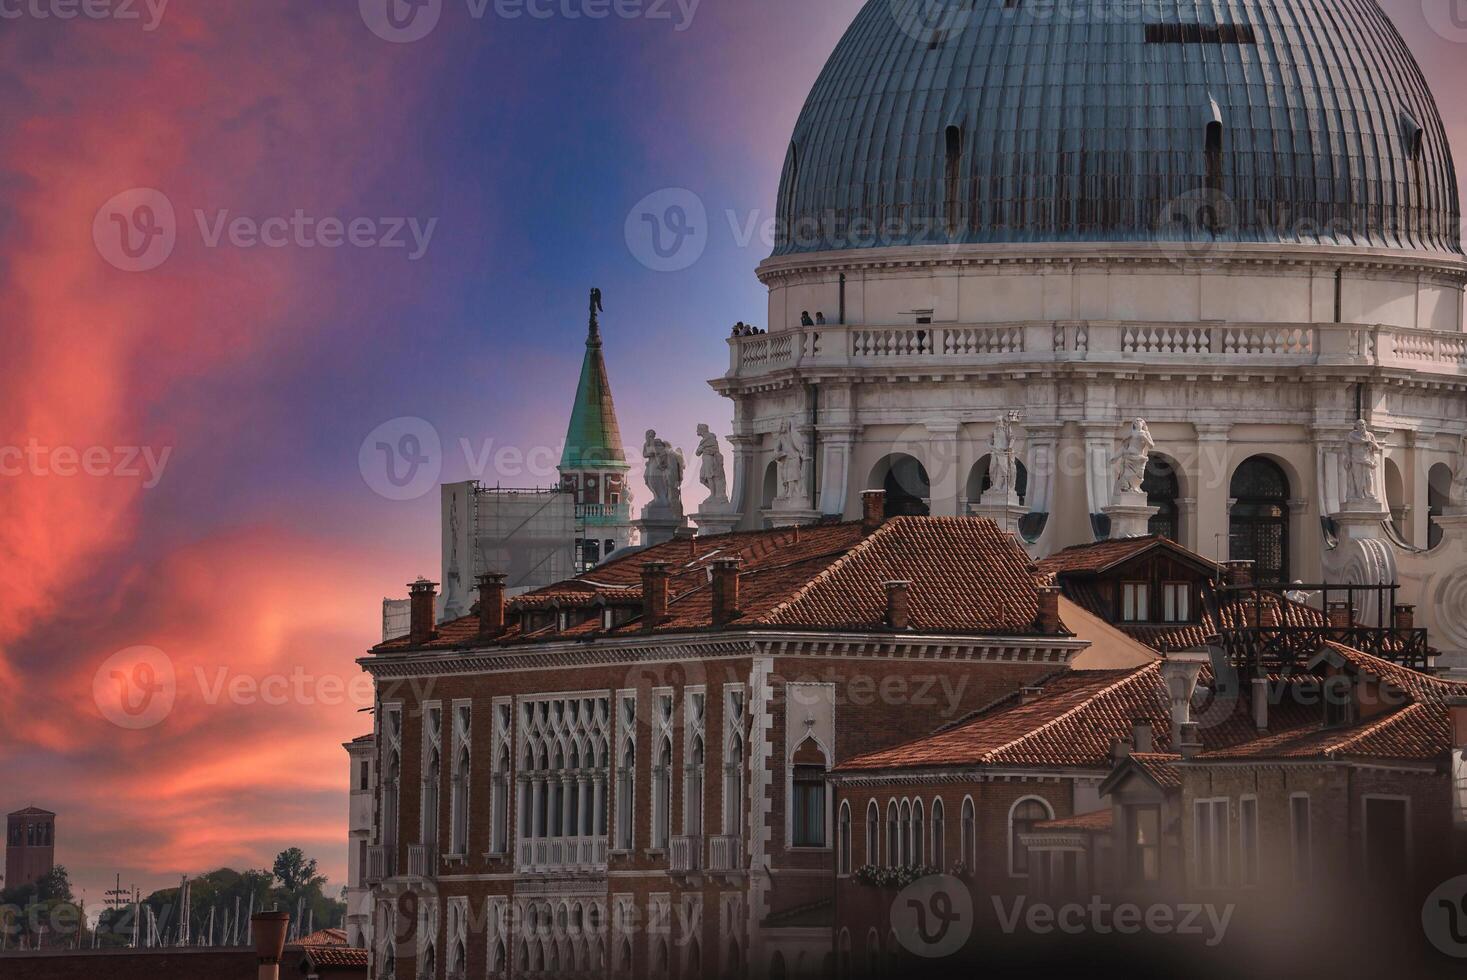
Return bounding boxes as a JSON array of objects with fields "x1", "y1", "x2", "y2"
[{"x1": 560, "y1": 297, "x2": 628, "y2": 472}]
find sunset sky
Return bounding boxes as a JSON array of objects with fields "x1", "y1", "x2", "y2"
[{"x1": 1, "y1": 0, "x2": 1464, "y2": 910}]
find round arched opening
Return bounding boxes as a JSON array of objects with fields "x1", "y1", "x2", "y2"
[
  {"x1": 870, "y1": 454, "x2": 930, "y2": 517},
  {"x1": 967, "y1": 456, "x2": 1029, "y2": 506},
  {"x1": 1383, "y1": 457, "x2": 1408, "y2": 539},
  {"x1": 1229, "y1": 457, "x2": 1291, "y2": 583},
  {"x1": 1428, "y1": 462, "x2": 1453, "y2": 549},
  {"x1": 761, "y1": 460, "x2": 779, "y2": 510},
  {"x1": 1143, "y1": 455, "x2": 1182, "y2": 542}
]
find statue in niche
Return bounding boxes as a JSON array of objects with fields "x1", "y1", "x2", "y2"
[
  {"x1": 695, "y1": 424, "x2": 729, "y2": 508},
  {"x1": 642, "y1": 430, "x2": 685, "y2": 518},
  {"x1": 774, "y1": 419, "x2": 808, "y2": 503},
  {"x1": 1345, "y1": 420, "x2": 1383, "y2": 504},
  {"x1": 1112, "y1": 418, "x2": 1155, "y2": 497},
  {"x1": 987, "y1": 413, "x2": 1018, "y2": 498}
]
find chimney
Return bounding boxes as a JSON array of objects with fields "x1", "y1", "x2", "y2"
[
  {"x1": 641, "y1": 562, "x2": 671, "y2": 631},
  {"x1": 1178, "y1": 721, "x2": 1203, "y2": 760},
  {"x1": 408, "y1": 578, "x2": 438, "y2": 645},
  {"x1": 1110, "y1": 735, "x2": 1133, "y2": 765},
  {"x1": 1327, "y1": 600, "x2": 1353, "y2": 629},
  {"x1": 1251, "y1": 676, "x2": 1270, "y2": 733},
  {"x1": 1393, "y1": 604, "x2": 1416, "y2": 631},
  {"x1": 862, "y1": 490, "x2": 887, "y2": 534},
  {"x1": 1020, "y1": 685, "x2": 1044, "y2": 705},
  {"x1": 1035, "y1": 586, "x2": 1063, "y2": 635},
  {"x1": 885, "y1": 580, "x2": 913, "y2": 631},
  {"x1": 1158, "y1": 649, "x2": 1208, "y2": 748},
  {"x1": 477, "y1": 572, "x2": 507, "y2": 637},
  {"x1": 1131, "y1": 718, "x2": 1154, "y2": 754},
  {"x1": 1225, "y1": 560, "x2": 1255, "y2": 588},
  {"x1": 251, "y1": 910, "x2": 289, "y2": 980},
  {"x1": 711, "y1": 558, "x2": 743, "y2": 628}
]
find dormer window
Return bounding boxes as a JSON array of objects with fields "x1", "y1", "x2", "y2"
[
  {"x1": 1122, "y1": 582, "x2": 1150, "y2": 622},
  {"x1": 1162, "y1": 583, "x2": 1191, "y2": 623}
]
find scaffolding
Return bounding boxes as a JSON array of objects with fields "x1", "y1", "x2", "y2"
[{"x1": 470, "y1": 485, "x2": 578, "y2": 592}]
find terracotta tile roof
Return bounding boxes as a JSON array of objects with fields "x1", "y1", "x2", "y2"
[
  {"x1": 297, "y1": 928, "x2": 347, "y2": 946},
  {"x1": 374, "y1": 517, "x2": 1057, "y2": 651},
  {"x1": 1036, "y1": 535, "x2": 1212, "y2": 576},
  {"x1": 296, "y1": 943, "x2": 369, "y2": 968},
  {"x1": 837, "y1": 665, "x2": 1171, "y2": 771},
  {"x1": 1032, "y1": 808, "x2": 1114, "y2": 832},
  {"x1": 1129, "y1": 752, "x2": 1183, "y2": 788}
]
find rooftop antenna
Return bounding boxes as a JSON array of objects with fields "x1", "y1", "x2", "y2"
[{"x1": 131, "y1": 888, "x2": 140, "y2": 949}]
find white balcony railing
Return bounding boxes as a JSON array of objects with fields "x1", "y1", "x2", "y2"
[
  {"x1": 515, "y1": 836, "x2": 609, "y2": 873},
  {"x1": 724, "y1": 321, "x2": 1467, "y2": 381},
  {"x1": 407, "y1": 843, "x2": 436, "y2": 879},
  {"x1": 365, "y1": 845, "x2": 390, "y2": 883},
  {"x1": 707, "y1": 835, "x2": 744, "y2": 874},
  {"x1": 669, "y1": 835, "x2": 703, "y2": 873}
]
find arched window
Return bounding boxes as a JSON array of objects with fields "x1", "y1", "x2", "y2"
[
  {"x1": 617, "y1": 741, "x2": 635, "y2": 850},
  {"x1": 886, "y1": 801, "x2": 899, "y2": 868},
  {"x1": 451, "y1": 745, "x2": 470, "y2": 855},
  {"x1": 872, "y1": 455, "x2": 931, "y2": 517},
  {"x1": 618, "y1": 937, "x2": 633, "y2": 976},
  {"x1": 898, "y1": 800, "x2": 912, "y2": 866},
  {"x1": 1385, "y1": 458, "x2": 1408, "y2": 538},
  {"x1": 492, "y1": 746, "x2": 510, "y2": 855},
  {"x1": 838, "y1": 929, "x2": 853, "y2": 979},
  {"x1": 865, "y1": 930, "x2": 880, "y2": 978},
  {"x1": 1009, "y1": 797, "x2": 1054, "y2": 876},
  {"x1": 866, "y1": 801, "x2": 880, "y2": 866},
  {"x1": 792, "y1": 737, "x2": 828, "y2": 847},
  {"x1": 761, "y1": 460, "x2": 779, "y2": 510},
  {"x1": 770, "y1": 950, "x2": 787, "y2": 980},
  {"x1": 653, "y1": 738, "x2": 673, "y2": 848},
  {"x1": 384, "y1": 749, "x2": 401, "y2": 859},
  {"x1": 424, "y1": 743, "x2": 441, "y2": 850},
  {"x1": 1144, "y1": 456, "x2": 1182, "y2": 541},
  {"x1": 1230, "y1": 457, "x2": 1291, "y2": 583},
  {"x1": 724, "y1": 732, "x2": 744, "y2": 835},
  {"x1": 1428, "y1": 462, "x2": 1453, "y2": 549},
  {"x1": 931, "y1": 798, "x2": 945, "y2": 869},
  {"x1": 960, "y1": 797, "x2": 976, "y2": 873},
  {"x1": 912, "y1": 799, "x2": 924, "y2": 866},
  {"x1": 686, "y1": 735, "x2": 705, "y2": 837},
  {"x1": 969, "y1": 455, "x2": 1030, "y2": 507},
  {"x1": 490, "y1": 938, "x2": 507, "y2": 976},
  {"x1": 838, "y1": 801, "x2": 853, "y2": 875}
]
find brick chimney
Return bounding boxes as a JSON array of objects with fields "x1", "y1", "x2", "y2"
[
  {"x1": 885, "y1": 580, "x2": 913, "y2": 630},
  {"x1": 862, "y1": 490, "x2": 887, "y2": 534},
  {"x1": 1021, "y1": 685, "x2": 1044, "y2": 705},
  {"x1": 641, "y1": 562, "x2": 671, "y2": 631},
  {"x1": 1225, "y1": 560, "x2": 1255, "y2": 588},
  {"x1": 711, "y1": 558, "x2": 743, "y2": 627},
  {"x1": 408, "y1": 578, "x2": 438, "y2": 645},
  {"x1": 1178, "y1": 721, "x2": 1203, "y2": 760},
  {"x1": 1327, "y1": 600, "x2": 1353, "y2": 629},
  {"x1": 477, "y1": 572, "x2": 507, "y2": 637},
  {"x1": 1158, "y1": 649, "x2": 1208, "y2": 748},
  {"x1": 1035, "y1": 586, "x2": 1063, "y2": 635}
]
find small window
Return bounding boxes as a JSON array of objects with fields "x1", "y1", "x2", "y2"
[
  {"x1": 1122, "y1": 583, "x2": 1150, "y2": 622},
  {"x1": 1194, "y1": 799, "x2": 1230, "y2": 887},
  {"x1": 960, "y1": 798, "x2": 976, "y2": 872},
  {"x1": 1291, "y1": 795, "x2": 1312, "y2": 883},
  {"x1": 838, "y1": 802, "x2": 852, "y2": 875},
  {"x1": 886, "y1": 802, "x2": 900, "y2": 868},
  {"x1": 1162, "y1": 583, "x2": 1191, "y2": 623},
  {"x1": 931, "y1": 798, "x2": 945, "y2": 869},
  {"x1": 1125, "y1": 805, "x2": 1161, "y2": 884},
  {"x1": 1010, "y1": 798, "x2": 1052, "y2": 876},
  {"x1": 866, "y1": 801, "x2": 880, "y2": 866},
  {"x1": 1239, "y1": 798, "x2": 1260, "y2": 887}
]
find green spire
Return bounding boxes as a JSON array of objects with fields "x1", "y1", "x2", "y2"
[{"x1": 560, "y1": 288, "x2": 628, "y2": 472}]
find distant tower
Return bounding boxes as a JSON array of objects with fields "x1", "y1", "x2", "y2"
[
  {"x1": 5, "y1": 807, "x2": 56, "y2": 889},
  {"x1": 559, "y1": 288, "x2": 635, "y2": 569}
]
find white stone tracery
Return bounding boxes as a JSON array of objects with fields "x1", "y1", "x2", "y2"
[{"x1": 516, "y1": 694, "x2": 611, "y2": 870}]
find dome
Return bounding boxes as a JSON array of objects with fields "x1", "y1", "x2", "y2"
[{"x1": 773, "y1": 0, "x2": 1461, "y2": 256}]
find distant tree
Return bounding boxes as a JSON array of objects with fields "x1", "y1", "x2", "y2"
[{"x1": 272, "y1": 848, "x2": 324, "y2": 894}]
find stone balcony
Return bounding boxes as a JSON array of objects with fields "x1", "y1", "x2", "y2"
[
  {"x1": 365, "y1": 844, "x2": 391, "y2": 884},
  {"x1": 669, "y1": 835, "x2": 704, "y2": 874},
  {"x1": 721, "y1": 321, "x2": 1467, "y2": 383},
  {"x1": 407, "y1": 843, "x2": 437, "y2": 879},
  {"x1": 707, "y1": 835, "x2": 745, "y2": 875},
  {"x1": 516, "y1": 836, "x2": 609, "y2": 873}
]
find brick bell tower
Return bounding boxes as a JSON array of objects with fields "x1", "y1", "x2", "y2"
[{"x1": 5, "y1": 807, "x2": 56, "y2": 889}]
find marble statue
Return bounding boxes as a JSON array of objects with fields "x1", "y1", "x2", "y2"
[
  {"x1": 774, "y1": 419, "x2": 808, "y2": 503},
  {"x1": 1112, "y1": 418, "x2": 1154, "y2": 497},
  {"x1": 642, "y1": 430, "x2": 685, "y2": 518},
  {"x1": 987, "y1": 414, "x2": 1017, "y2": 497},
  {"x1": 696, "y1": 424, "x2": 729, "y2": 507},
  {"x1": 1345, "y1": 420, "x2": 1382, "y2": 504}
]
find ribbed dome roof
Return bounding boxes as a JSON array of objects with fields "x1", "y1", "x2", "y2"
[{"x1": 773, "y1": 0, "x2": 1461, "y2": 256}]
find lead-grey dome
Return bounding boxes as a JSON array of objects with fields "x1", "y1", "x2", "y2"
[{"x1": 774, "y1": 0, "x2": 1461, "y2": 256}]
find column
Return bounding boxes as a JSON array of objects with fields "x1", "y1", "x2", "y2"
[
  {"x1": 726, "y1": 433, "x2": 761, "y2": 522},
  {"x1": 925, "y1": 419, "x2": 962, "y2": 517},
  {"x1": 1193, "y1": 423, "x2": 1233, "y2": 564}
]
